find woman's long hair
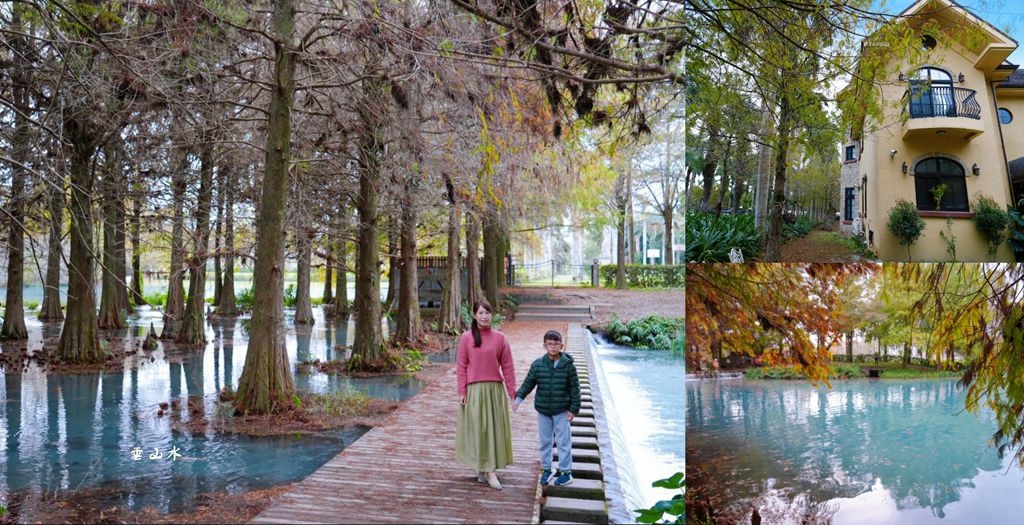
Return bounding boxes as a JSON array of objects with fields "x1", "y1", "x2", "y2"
[{"x1": 470, "y1": 299, "x2": 493, "y2": 347}]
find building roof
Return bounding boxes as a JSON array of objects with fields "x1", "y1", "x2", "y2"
[{"x1": 999, "y1": 68, "x2": 1024, "y2": 88}]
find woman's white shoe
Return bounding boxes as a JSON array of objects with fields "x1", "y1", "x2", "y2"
[{"x1": 486, "y1": 472, "x2": 502, "y2": 490}]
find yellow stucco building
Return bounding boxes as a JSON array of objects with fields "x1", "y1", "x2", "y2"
[{"x1": 840, "y1": 0, "x2": 1023, "y2": 261}]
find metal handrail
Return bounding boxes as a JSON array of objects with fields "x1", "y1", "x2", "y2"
[{"x1": 904, "y1": 85, "x2": 981, "y2": 120}]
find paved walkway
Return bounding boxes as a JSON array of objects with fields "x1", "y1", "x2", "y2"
[{"x1": 253, "y1": 321, "x2": 567, "y2": 524}]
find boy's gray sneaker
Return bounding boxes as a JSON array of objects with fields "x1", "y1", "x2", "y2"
[
  {"x1": 540, "y1": 469, "x2": 554, "y2": 486},
  {"x1": 553, "y1": 470, "x2": 573, "y2": 486}
]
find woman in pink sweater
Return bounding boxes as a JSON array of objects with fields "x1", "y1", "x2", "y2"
[{"x1": 456, "y1": 299, "x2": 517, "y2": 490}]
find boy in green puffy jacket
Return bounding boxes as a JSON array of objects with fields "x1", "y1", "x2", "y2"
[{"x1": 512, "y1": 330, "x2": 581, "y2": 487}]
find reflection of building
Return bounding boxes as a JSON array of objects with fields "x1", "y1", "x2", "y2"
[{"x1": 840, "y1": 0, "x2": 1023, "y2": 261}]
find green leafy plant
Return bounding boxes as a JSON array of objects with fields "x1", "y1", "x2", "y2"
[
  {"x1": 143, "y1": 291, "x2": 168, "y2": 308},
  {"x1": 599, "y1": 265, "x2": 685, "y2": 288},
  {"x1": 1008, "y1": 199, "x2": 1024, "y2": 258},
  {"x1": 887, "y1": 199, "x2": 925, "y2": 261},
  {"x1": 292, "y1": 393, "x2": 302, "y2": 409},
  {"x1": 685, "y1": 211, "x2": 761, "y2": 263},
  {"x1": 635, "y1": 472, "x2": 684, "y2": 524},
  {"x1": 235, "y1": 288, "x2": 255, "y2": 311},
  {"x1": 973, "y1": 195, "x2": 1010, "y2": 257},
  {"x1": 782, "y1": 214, "x2": 817, "y2": 241},
  {"x1": 284, "y1": 284, "x2": 297, "y2": 307},
  {"x1": 605, "y1": 315, "x2": 683, "y2": 350}
]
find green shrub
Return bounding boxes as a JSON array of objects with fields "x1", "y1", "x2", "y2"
[
  {"x1": 1008, "y1": 199, "x2": 1024, "y2": 257},
  {"x1": 746, "y1": 363, "x2": 863, "y2": 380},
  {"x1": 235, "y1": 288, "x2": 255, "y2": 311},
  {"x1": 887, "y1": 199, "x2": 925, "y2": 260},
  {"x1": 973, "y1": 195, "x2": 1010, "y2": 256},
  {"x1": 605, "y1": 314, "x2": 683, "y2": 350},
  {"x1": 24, "y1": 299, "x2": 40, "y2": 310},
  {"x1": 144, "y1": 291, "x2": 168, "y2": 308},
  {"x1": 685, "y1": 212, "x2": 761, "y2": 262},
  {"x1": 284, "y1": 284, "x2": 297, "y2": 307},
  {"x1": 782, "y1": 214, "x2": 816, "y2": 240},
  {"x1": 599, "y1": 265, "x2": 684, "y2": 288}
]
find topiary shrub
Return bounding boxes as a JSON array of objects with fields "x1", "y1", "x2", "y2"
[
  {"x1": 972, "y1": 195, "x2": 1010, "y2": 257},
  {"x1": 887, "y1": 199, "x2": 925, "y2": 261}
]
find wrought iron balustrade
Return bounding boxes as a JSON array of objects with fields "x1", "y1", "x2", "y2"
[{"x1": 904, "y1": 86, "x2": 981, "y2": 120}]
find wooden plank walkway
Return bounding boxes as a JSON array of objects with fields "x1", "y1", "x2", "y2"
[{"x1": 253, "y1": 321, "x2": 568, "y2": 524}]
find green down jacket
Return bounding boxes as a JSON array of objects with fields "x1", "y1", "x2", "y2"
[{"x1": 515, "y1": 353, "x2": 581, "y2": 416}]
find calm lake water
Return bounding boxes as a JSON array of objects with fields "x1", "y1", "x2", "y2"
[
  {"x1": 0, "y1": 308, "x2": 415, "y2": 518},
  {"x1": 590, "y1": 335, "x2": 684, "y2": 519},
  {"x1": 687, "y1": 378, "x2": 1024, "y2": 524}
]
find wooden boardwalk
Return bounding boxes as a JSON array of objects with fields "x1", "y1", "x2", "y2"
[{"x1": 253, "y1": 321, "x2": 568, "y2": 524}]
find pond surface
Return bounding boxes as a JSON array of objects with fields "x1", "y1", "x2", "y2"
[
  {"x1": 0, "y1": 308, "x2": 418, "y2": 519},
  {"x1": 590, "y1": 334, "x2": 684, "y2": 520},
  {"x1": 687, "y1": 378, "x2": 1024, "y2": 524}
]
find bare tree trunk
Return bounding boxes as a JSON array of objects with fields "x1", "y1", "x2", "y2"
[
  {"x1": 217, "y1": 170, "x2": 238, "y2": 316},
  {"x1": 627, "y1": 166, "x2": 635, "y2": 264},
  {"x1": 336, "y1": 237, "x2": 349, "y2": 315},
  {"x1": 352, "y1": 99, "x2": 386, "y2": 367},
  {"x1": 482, "y1": 212, "x2": 500, "y2": 307},
  {"x1": 438, "y1": 176, "x2": 462, "y2": 333},
  {"x1": 322, "y1": 231, "x2": 333, "y2": 305},
  {"x1": 754, "y1": 104, "x2": 774, "y2": 231},
  {"x1": 235, "y1": 0, "x2": 297, "y2": 414},
  {"x1": 396, "y1": 195, "x2": 422, "y2": 343},
  {"x1": 2, "y1": 4, "x2": 30, "y2": 339},
  {"x1": 162, "y1": 121, "x2": 188, "y2": 339},
  {"x1": 178, "y1": 139, "x2": 214, "y2": 345},
  {"x1": 615, "y1": 174, "x2": 627, "y2": 289},
  {"x1": 294, "y1": 228, "x2": 314, "y2": 324},
  {"x1": 384, "y1": 220, "x2": 398, "y2": 310},
  {"x1": 98, "y1": 153, "x2": 126, "y2": 329},
  {"x1": 846, "y1": 330, "x2": 854, "y2": 362},
  {"x1": 58, "y1": 135, "x2": 103, "y2": 363},
  {"x1": 662, "y1": 207, "x2": 674, "y2": 265},
  {"x1": 465, "y1": 209, "x2": 482, "y2": 308},
  {"x1": 764, "y1": 95, "x2": 793, "y2": 262},
  {"x1": 213, "y1": 172, "x2": 224, "y2": 307},
  {"x1": 129, "y1": 180, "x2": 145, "y2": 307},
  {"x1": 39, "y1": 176, "x2": 65, "y2": 321}
]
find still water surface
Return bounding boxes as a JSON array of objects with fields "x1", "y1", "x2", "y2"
[
  {"x1": 687, "y1": 378, "x2": 1024, "y2": 524},
  {"x1": 0, "y1": 308, "x2": 415, "y2": 517}
]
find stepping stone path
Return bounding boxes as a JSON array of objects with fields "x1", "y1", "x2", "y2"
[
  {"x1": 515, "y1": 304, "x2": 594, "y2": 323},
  {"x1": 538, "y1": 322, "x2": 610, "y2": 525}
]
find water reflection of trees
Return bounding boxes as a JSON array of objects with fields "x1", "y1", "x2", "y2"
[{"x1": 687, "y1": 379, "x2": 1004, "y2": 518}]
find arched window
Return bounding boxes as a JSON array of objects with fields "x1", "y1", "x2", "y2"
[
  {"x1": 914, "y1": 157, "x2": 968, "y2": 211},
  {"x1": 909, "y1": 67, "x2": 955, "y2": 118}
]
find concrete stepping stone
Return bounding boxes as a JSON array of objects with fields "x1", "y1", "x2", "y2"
[
  {"x1": 566, "y1": 460, "x2": 603, "y2": 480},
  {"x1": 544, "y1": 477, "x2": 605, "y2": 500},
  {"x1": 572, "y1": 436, "x2": 598, "y2": 449},
  {"x1": 554, "y1": 447, "x2": 601, "y2": 463},
  {"x1": 570, "y1": 417, "x2": 596, "y2": 427},
  {"x1": 571, "y1": 427, "x2": 597, "y2": 438},
  {"x1": 541, "y1": 497, "x2": 608, "y2": 524}
]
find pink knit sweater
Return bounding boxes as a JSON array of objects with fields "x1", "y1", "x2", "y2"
[{"x1": 456, "y1": 326, "x2": 517, "y2": 399}]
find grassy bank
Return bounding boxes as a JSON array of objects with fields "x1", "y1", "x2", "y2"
[{"x1": 744, "y1": 363, "x2": 962, "y2": 380}]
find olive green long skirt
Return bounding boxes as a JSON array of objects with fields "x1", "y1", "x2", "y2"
[{"x1": 456, "y1": 381, "x2": 514, "y2": 471}]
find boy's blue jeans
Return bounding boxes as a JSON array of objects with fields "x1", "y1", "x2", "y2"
[{"x1": 538, "y1": 411, "x2": 573, "y2": 472}]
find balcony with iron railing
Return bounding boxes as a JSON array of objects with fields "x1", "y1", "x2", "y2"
[{"x1": 901, "y1": 85, "x2": 985, "y2": 140}]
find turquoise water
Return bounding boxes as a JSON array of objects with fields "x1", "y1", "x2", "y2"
[
  {"x1": 0, "y1": 308, "x2": 417, "y2": 518},
  {"x1": 687, "y1": 378, "x2": 1024, "y2": 524},
  {"x1": 591, "y1": 335, "x2": 685, "y2": 518}
]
